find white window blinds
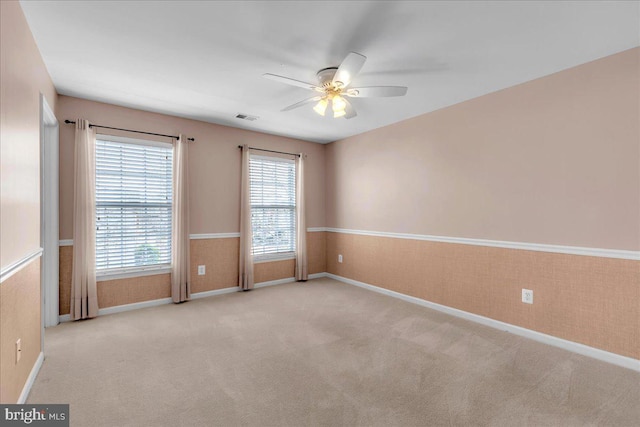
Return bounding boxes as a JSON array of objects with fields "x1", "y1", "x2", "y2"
[
  {"x1": 249, "y1": 155, "x2": 296, "y2": 257},
  {"x1": 95, "y1": 137, "x2": 173, "y2": 271}
]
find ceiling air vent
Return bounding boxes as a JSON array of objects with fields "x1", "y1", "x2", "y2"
[{"x1": 235, "y1": 113, "x2": 259, "y2": 121}]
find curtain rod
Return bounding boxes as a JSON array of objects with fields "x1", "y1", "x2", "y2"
[
  {"x1": 238, "y1": 145, "x2": 300, "y2": 157},
  {"x1": 64, "y1": 120, "x2": 195, "y2": 141}
]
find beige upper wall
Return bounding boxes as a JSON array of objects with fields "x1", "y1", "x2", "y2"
[
  {"x1": 57, "y1": 96, "x2": 326, "y2": 240},
  {"x1": 326, "y1": 48, "x2": 640, "y2": 251},
  {"x1": 0, "y1": 0, "x2": 58, "y2": 268}
]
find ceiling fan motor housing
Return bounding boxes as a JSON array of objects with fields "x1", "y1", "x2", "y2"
[{"x1": 317, "y1": 67, "x2": 339, "y2": 88}]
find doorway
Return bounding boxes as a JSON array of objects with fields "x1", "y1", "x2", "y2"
[{"x1": 40, "y1": 94, "x2": 59, "y2": 338}]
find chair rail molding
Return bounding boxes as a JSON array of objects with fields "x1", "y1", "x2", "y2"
[{"x1": 325, "y1": 228, "x2": 639, "y2": 260}]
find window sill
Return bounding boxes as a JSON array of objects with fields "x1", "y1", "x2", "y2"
[
  {"x1": 96, "y1": 266, "x2": 172, "y2": 282},
  {"x1": 253, "y1": 253, "x2": 296, "y2": 264}
]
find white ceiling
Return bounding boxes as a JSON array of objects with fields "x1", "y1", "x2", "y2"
[{"x1": 20, "y1": 1, "x2": 639, "y2": 144}]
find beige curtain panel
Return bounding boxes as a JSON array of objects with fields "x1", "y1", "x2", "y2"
[
  {"x1": 70, "y1": 119, "x2": 99, "y2": 320},
  {"x1": 171, "y1": 135, "x2": 191, "y2": 303},
  {"x1": 295, "y1": 153, "x2": 308, "y2": 281},
  {"x1": 239, "y1": 145, "x2": 254, "y2": 290}
]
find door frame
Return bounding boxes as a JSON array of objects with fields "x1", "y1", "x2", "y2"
[{"x1": 40, "y1": 93, "x2": 59, "y2": 336}]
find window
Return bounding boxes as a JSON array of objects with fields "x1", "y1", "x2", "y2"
[
  {"x1": 249, "y1": 155, "x2": 296, "y2": 259},
  {"x1": 95, "y1": 135, "x2": 173, "y2": 274}
]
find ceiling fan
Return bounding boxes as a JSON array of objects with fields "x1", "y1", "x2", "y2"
[{"x1": 263, "y1": 52, "x2": 408, "y2": 119}]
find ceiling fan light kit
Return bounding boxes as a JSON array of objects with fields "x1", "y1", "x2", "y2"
[
  {"x1": 313, "y1": 98, "x2": 328, "y2": 116},
  {"x1": 263, "y1": 52, "x2": 408, "y2": 119},
  {"x1": 331, "y1": 96, "x2": 347, "y2": 118}
]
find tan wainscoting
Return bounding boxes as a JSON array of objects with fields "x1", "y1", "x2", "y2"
[
  {"x1": 59, "y1": 232, "x2": 327, "y2": 314},
  {"x1": 326, "y1": 232, "x2": 640, "y2": 359},
  {"x1": 0, "y1": 257, "x2": 41, "y2": 403},
  {"x1": 97, "y1": 274, "x2": 171, "y2": 308},
  {"x1": 253, "y1": 231, "x2": 327, "y2": 283},
  {"x1": 190, "y1": 237, "x2": 239, "y2": 294},
  {"x1": 308, "y1": 231, "x2": 326, "y2": 275},
  {"x1": 59, "y1": 246, "x2": 72, "y2": 315},
  {"x1": 60, "y1": 247, "x2": 171, "y2": 315},
  {"x1": 255, "y1": 259, "x2": 295, "y2": 283}
]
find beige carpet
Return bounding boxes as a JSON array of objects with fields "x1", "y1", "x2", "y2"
[{"x1": 29, "y1": 278, "x2": 639, "y2": 426}]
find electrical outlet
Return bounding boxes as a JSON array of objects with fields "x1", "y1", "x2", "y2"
[
  {"x1": 338, "y1": 254, "x2": 343, "y2": 263},
  {"x1": 522, "y1": 289, "x2": 533, "y2": 304},
  {"x1": 16, "y1": 339, "x2": 21, "y2": 363},
  {"x1": 198, "y1": 265, "x2": 206, "y2": 275}
]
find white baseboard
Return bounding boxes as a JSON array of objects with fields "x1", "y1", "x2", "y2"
[
  {"x1": 254, "y1": 277, "x2": 296, "y2": 288},
  {"x1": 324, "y1": 273, "x2": 640, "y2": 372},
  {"x1": 190, "y1": 286, "x2": 239, "y2": 299},
  {"x1": 99, "y1": 297, "x2": 173, "y2": 316},
  {"x1": 58, "y1": 277, "x2": 308, "y2": 323},
  {"x1": 253, "y1": 273, "x2": 327, "y2": 286},
  {"x1": 53, "y1": 271, "x2": 640, "y2": 372},
  {"x1": 18, "y1": 351, "x2": 44, "y2": 404},
  {"x1": 192, "y1": 277, "x2": 315, "y2": 297},
  {"x1": 59, "y1": 297, "x2": 173, "y2": 323}
]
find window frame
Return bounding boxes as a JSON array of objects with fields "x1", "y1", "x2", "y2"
[
  {"x1": 94, "y1": 134, "x2": 173, "y2": 281},
  {"x1": 249, "y1": 153, "x2": 297, "y2": 262}
]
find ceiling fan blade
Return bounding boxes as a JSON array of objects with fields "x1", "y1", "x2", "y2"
[
  {"x1": 343, "y1": 98, "x2": 357, "y2": 119},
  {"x1": 281, "y1": 96, "x2": 322, "y2": 112},
  {"x1": 332, "y1": 52, "x2": 367, "y2": 88},
  {"x1": 345, "y1": 86, "x2": 408, "y2": 97},
  {"x1": 263, "y1": 73, "x2": 323, "y2": 92}
]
